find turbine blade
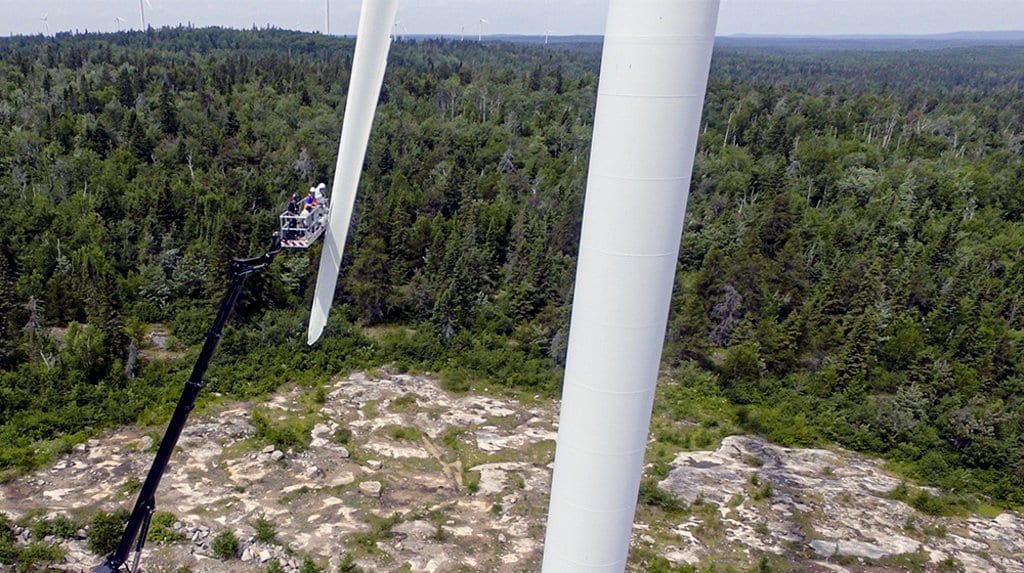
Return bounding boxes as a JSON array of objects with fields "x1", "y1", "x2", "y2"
[{"x1": 307, "y1": 0, "x2": 398, "y2": 345}]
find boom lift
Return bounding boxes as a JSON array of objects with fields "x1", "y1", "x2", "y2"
[{"x1": 94, "y1": 188, "x2": 327, "y2": 573}]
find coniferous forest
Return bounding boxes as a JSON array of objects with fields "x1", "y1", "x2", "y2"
[{"x1": 0, "y1": 29, "x2": 1023, "y2": 511}]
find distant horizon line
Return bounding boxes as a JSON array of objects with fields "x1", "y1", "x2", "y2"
[{"x1": 8, "y1": 26, "x2": 1024, "y2": 42}]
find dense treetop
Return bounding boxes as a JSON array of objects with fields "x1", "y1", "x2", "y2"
[{"x1": 0, "y1": 28, "x2": 1021, "y2": 505}]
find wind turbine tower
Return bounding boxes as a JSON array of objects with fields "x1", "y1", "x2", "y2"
[
  {"x1": 540, "y1": 0, "x2": 721, "y2": 570},
  {"x1": 39, "y1": 13, "x2": 49, "y2": 35},
  {"x1": 138, "y1": 0, "x2": 148, "y2": 30},
  {"x1": 478, "y1": 18, "x2": 488, "y2": 42},
  {"x1": 325, "y1": 0, "x2": 330, "y2": 35}
]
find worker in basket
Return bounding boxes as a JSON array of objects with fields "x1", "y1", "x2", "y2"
[{"x1": 281, "y1": 183, "x2": 329, "y2": 246}]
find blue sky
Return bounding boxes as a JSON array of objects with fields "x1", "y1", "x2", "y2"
[{"x1": 9, "y1": 0, "x2": 1024, "y2": 38}]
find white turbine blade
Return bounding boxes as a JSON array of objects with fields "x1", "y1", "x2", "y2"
[{"x1": 307, "y1": 0, "x2": 398, "y2": 345}]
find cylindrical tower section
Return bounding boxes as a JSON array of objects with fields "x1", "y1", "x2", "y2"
[{"x1": 541, "y1": 1, "x2": 720, "y2": 571}]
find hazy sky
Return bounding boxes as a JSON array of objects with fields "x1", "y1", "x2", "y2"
[{"x1": 8, "y1": 0, "x2": 1024, "y2": 38}]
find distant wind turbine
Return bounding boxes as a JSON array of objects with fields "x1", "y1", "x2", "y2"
[
  {"x1": 545, "y1": 29, "x2": 553, "y2": 45},
  {"x1": 40, "y1": 13, "x2": 49, "y2": 35},
  {"x1": 325, "y1": 0, "x2": 330, "y2": 35},
  {"x1": 114, "y1": 17, "x2": 126, "y2": 31},
  {"x1": 478, "y1": 18, "x2": 488, "y2": 42},
  {"x1": 460, "y1": 25, "x2": 465, "y2": 42}
]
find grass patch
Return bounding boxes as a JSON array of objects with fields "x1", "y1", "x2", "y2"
[
  {"x1": 749, "y1": 474, "x2": 773, "y2": 501},
  {"x1": 462, "y1": 468, "x2": 481, "y2": 493},
  {"x1": 280, "y1": 486, "x2": 314, "y2": 504},
  {"x1": 389, "y1": 393, "x2": 419, "y2": 412},
  {"x1": 885, "y1": 483, "x2": 971, "y2": 517},
  {"x1": 346, "y1": 513, "x2": 403, "y2": 557},
  {"x1": 692, "y1": 501, "x2": 726, "y2": 544},
  {"x1": 118, "y1": 476, "x2": 143, "y2": 498},
  {"x1": 384, "y1": 425, "x2": 423, "y2": 442},
  {"x1": 362, "y1": 401, "x2": 380, "y2": 419},
  {"x1": 879, "y1": 552, "x2": 930, "y2": 572},
  {"x1": 251, "y1": 407, "x2": 314, "y2": 452},
  {"x1": 976, "y1": 503, "x2": 1002, "y2": 519}
]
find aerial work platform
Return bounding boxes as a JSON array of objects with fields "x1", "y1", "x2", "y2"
[{"x1": 280, "y1": 183, "x2": 329, "y2": 249}]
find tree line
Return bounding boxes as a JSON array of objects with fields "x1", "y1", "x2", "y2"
[{"x1": 0, "y1": 28, "x2": 1022, "y2": 504}]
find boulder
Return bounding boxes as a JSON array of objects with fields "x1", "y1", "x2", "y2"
[{"x1": 359, "y1": 481, "x2": 383, "y2": 497}]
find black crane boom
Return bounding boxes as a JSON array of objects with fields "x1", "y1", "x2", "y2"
[{"x1": 94, "y1": 234, "x2": 282, "y2": 573}]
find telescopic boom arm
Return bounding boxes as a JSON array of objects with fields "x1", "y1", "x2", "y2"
[{"x1": 94, "y1": 234, "x2": 283, "y2": 573}]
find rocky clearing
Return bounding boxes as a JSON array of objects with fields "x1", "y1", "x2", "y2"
[{"x1": 1, "y1": 372, "x2": 1022, "y2": 572}]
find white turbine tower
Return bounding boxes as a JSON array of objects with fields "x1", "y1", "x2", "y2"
[
  {"x1": 325, "y1": 0, "x2": 330, "y2": 35},
  {"x1": 545, "y1": 29, "x2": 552, "y2": 45},
  {"x1": 540, "y1": 0, "x2": 721, "y2": 571},
  {"x1": 307, "y1": 0, "x2": 398, "y2": 345},
  {"x1": 40, "y1": 14, "x2": 49, "y2": 35},
  {"x1": 139, "y1": 0, "x2": 153, "y2": 30},
  {"x1": 114, "y1": 17, "x2": 126, "y2": 31},
  {"x1": 478, "y1": 18, "x2": 488, "y2": 42}
]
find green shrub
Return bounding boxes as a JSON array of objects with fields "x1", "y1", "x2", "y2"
[
  {"x1": 30, "y1": 513, "x2": 82, "y2": 540},
  {"x1": 13, "y1": 541, "x2": 66, "y2": 570},
  {"x1": 265, "y1": 560, "x2": 285, "y2": 573},
  {"x1": 299, "y1": 557, "x2": 324, "y2": 573},
  {"x1": 148, "y1": 512, "x2": 185, "y2": 544},
  {"x1": 646, "y1": 555, "x2": 697, "y2": 573},
  {"x1": 0, "y1": 512, "x2": 14, "y2": 544},
  {"x1": 337, "y1": 553, "x2": 365, "y2": 573},
  {"x1": 211, "y1": 530, "x2": 239, "y2": 559},
  {"x1": 332, "y1": 428, "x2": 353, "y2": 445},
  {"x1": 638, "y1": 478, "x2": 688, "y2": 515},
  {"x1": 87, "y1": 510, "x2": 129, "y2": 556},
  {"x1": 254, "y1": 514, "x2": 276, "y2": 544}
]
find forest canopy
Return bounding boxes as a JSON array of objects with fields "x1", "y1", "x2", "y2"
[{"x1": 0, "y1": 28, "x2": 1022, "y2": 505}]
